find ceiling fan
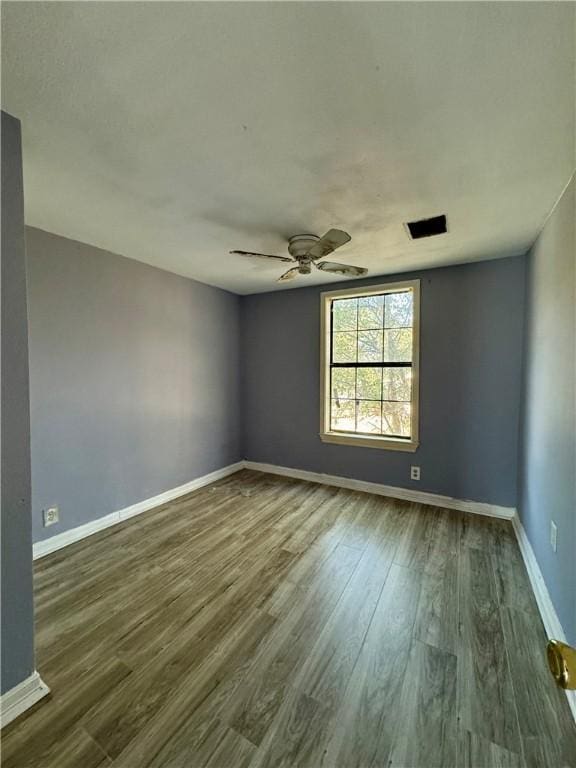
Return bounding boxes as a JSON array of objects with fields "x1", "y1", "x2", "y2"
[{"x1": 230, "y1": 229, "x2": 368, "y2": 282}]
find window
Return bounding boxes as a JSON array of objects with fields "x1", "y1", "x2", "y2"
[{"x1": 320, "y1": 280, "x2": 420, "y2": 451}]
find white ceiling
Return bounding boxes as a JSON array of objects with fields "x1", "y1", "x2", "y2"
[{"x1": 2, "y1": 2, "x2": 575, "y2": 295}]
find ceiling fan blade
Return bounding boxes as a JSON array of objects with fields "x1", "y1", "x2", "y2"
[
  {"x1": 277, "y1": 267, "x2": 300, "y2": 282},
  {"x1": 230, "y1": 250, "x2": 293, "y2": 263},
  {"x1": 307, "y1": 229, "x2": 351, "y2": 259},
  {"x1": 316, "y1": 261, "x2": 368, "y2": 277}
]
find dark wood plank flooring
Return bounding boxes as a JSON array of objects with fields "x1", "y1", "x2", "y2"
[{"x1": 2, "y1": 470, "x2": 575, "y2": 767}]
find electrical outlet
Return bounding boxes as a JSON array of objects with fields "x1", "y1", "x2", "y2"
[
  {"x1": 550, "y1": 520, "x2": 557, "y2": 553},
  {"x1": 410, "y1": 466, "x2": 420, "y2": 481},
  {"x1": 43, "y1": 507, "x2": 59, "y2": 527}
]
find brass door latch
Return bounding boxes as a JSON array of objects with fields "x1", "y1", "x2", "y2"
[{"x1": 547, "y1": 640, "x2": 576, "y2": 689}]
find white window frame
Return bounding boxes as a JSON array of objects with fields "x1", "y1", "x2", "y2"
[{"x1": 320, "y1": 279, "x2": 420, "y2": 452}]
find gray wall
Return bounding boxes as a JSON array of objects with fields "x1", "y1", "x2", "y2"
[
  {"x1": 1, "y1": 112, "x2": 35, "y2": 693},
  {"x1": 518, "y1": 177, "x2": 575, "y2": 644},
  {"x1": 241, "y1": 257, "x2": 526, "y2": 508},
  {"x1": 27, "y1": 227, "x2": 242, "y2": 543}
]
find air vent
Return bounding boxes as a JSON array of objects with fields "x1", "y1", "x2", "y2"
[{"x1": 405, "y1": 215, "x2": 447, "y2": 240}]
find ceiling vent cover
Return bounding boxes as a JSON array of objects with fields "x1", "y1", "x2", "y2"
[{"x1": 406, "y1": 214, "x2": 447, "y2": 240}]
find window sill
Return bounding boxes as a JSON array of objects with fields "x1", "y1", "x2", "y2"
[{"x1": 320, "y1": 431, "x2": 419, "y2": 452}]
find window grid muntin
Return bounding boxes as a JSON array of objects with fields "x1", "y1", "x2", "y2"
[{"x1": 329, "y1": 289, "x2": 414, "y2": 440}]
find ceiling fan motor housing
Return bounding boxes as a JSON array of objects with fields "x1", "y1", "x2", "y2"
[{"x1": 288, "y1": 234, "x2": 320, "y2": 259}]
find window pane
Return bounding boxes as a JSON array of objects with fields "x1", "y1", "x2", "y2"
[
  {"x1": 384, "y1": 328, "x2": 412, "y2": 362},
  {"x1": 381, "y1": 402, "x2": 411, "y2": 437},
  {"x1": 358, "y1": 330, "x2": 383, "y2": 362},
  {"x1": 331, "y1": 368, "x2": 355, "y2": 400},
  {"x1": 331, "y1": 399, "x2": 356, "y2": 432},
  {"x1": 382, "y1": 368, "x2": 412, "y2": 401},
  {"x1": 333, "y1": 332, "x2": 357, "y2": 362},
  {"x1": 357, "y1": 401, "x2": 382, "y2": 434},
  {"x1": 356, "y1": 367, "x2": 382, "y2": 400},
  {"x1": 358, "y1": 295, "x2": 384, "y2": 330},
  {"x1": 332, "y1": 298, "x2": 357, "y2": 331},
  {"x1": 385, "y1": 291, "x2": 413, "y2": 328}
]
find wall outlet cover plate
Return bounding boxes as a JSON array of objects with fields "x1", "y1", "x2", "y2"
[{"x1": 43, "y1": 507, "x2": 59, "y2": 527}]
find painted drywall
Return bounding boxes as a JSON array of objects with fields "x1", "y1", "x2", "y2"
[
  {"x1": 27, "y1": 227, "x2": 242, "y2": 544},
  {"x1": 1, "y1": 112, "x2": 35, "y2": 693},
  {"x1": 518, "y1": 177, "x2": 575, "y2": 644},
  {"x1": 241, "y1": 257, "x2": 525, "y2": 507},
  {"x1": 2, "y1": 3, "x2": 574, "y2": 293}
]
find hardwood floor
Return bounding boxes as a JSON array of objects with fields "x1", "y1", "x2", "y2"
[{"x1": 2, "y1": 470, "x2": 575, "y2": 767}]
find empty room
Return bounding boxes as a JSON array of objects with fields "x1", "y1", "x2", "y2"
[{"x1": 1, "y1": 2, "x2": 575, "y2": 766}]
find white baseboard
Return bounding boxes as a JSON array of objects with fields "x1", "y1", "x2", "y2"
[
  {"x1": 244, "y1": 461, "x2": 515, "y2": 519},
  {"x1": 512, "y1": 515, "x2": 576, "y2": 722},
  {"x1": 33, "y1": 462, "x2": 244, "y2": 560},
  {"x1": 33, "y1": 460, "x2": 514, "y2": 560},
  {"x1": 0, "y1": 671, "x2": 50, "y2": 728}
]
